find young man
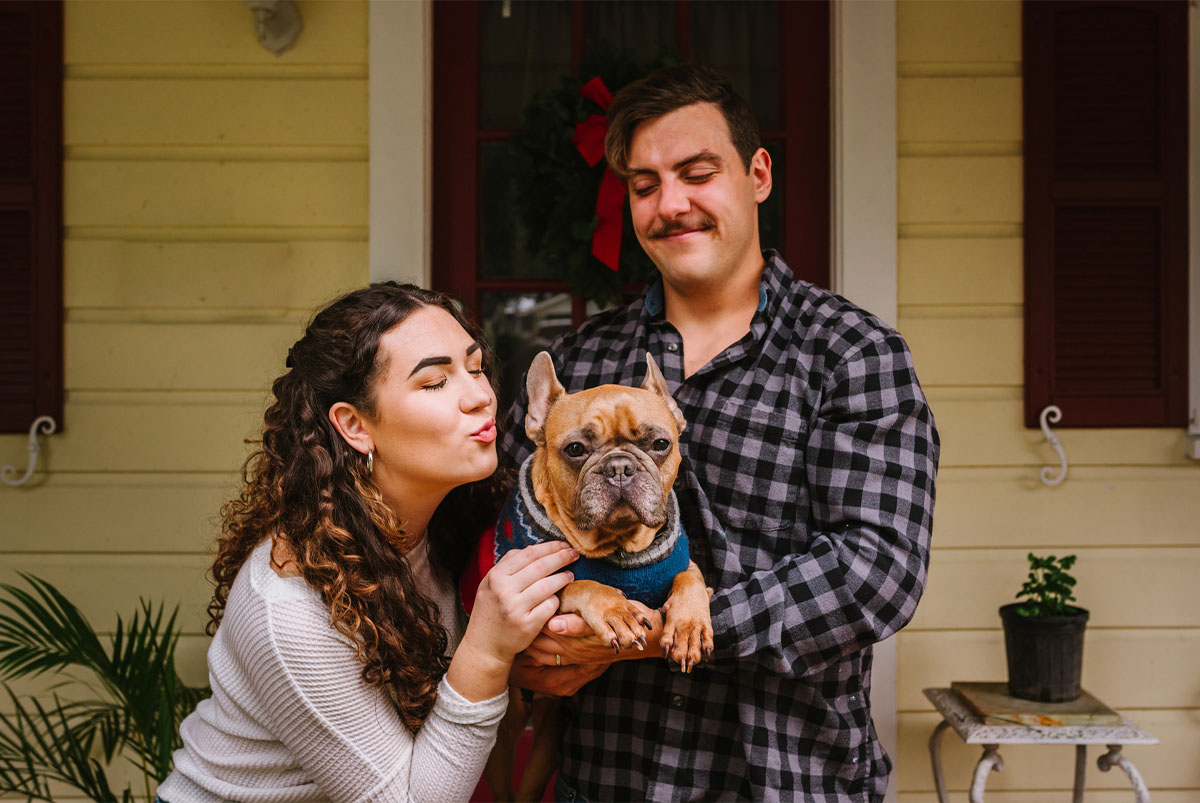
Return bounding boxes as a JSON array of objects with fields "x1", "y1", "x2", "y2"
[{"x1": 504, "y1": 64, "x2": 939, "y2": 802}]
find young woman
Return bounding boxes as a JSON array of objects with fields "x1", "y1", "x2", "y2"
[{"x1": 158, "y1": 283, "x2": 576, "y2": 802}]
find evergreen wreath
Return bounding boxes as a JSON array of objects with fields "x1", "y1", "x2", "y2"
[{"x1": 507, "y1": 46, "x2": 674, "y2": 307}]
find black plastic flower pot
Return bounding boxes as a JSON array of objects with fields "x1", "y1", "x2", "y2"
[{"x1": 999, "y1": 603, "x2": 1089, "y2": 702}]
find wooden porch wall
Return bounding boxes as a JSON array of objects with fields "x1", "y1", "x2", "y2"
[
  {"x1": 0, "y1": 0, "x2": 369, "y2": 794},
  {"x1": 895, "y1": 1, "x2": 1199, "y2": 800}
]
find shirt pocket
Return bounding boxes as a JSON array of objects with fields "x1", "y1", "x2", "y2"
[{"x1": 691, "y1": 402, "x2": 809, "y2": 541}]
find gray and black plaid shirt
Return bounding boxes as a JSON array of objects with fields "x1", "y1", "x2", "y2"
[{"x1": 499, "y1": 252, "x2": 939, "y2": 802}]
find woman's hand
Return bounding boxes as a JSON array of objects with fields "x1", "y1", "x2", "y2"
[{"x1": 447, "y1": 541, "x2": 577, "y2": 702}]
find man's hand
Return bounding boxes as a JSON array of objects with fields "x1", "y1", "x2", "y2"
[
  {"x1": 524, "y1": 603, "x2": 664, "y2": 667},
  {"x1": 509, "y1": 653, "x2": 609, "y2": 696}
]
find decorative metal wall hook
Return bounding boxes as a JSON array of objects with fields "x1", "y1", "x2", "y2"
[
  {"x1": 1038, "y1": 405, "x2": 1068, "y2": 486},
  {"x1": 243, "y1": 0, "x2": 303, "y2": 56},
  {"x1": 2, "y1": 415, "x2": 57, "y2": 488}
]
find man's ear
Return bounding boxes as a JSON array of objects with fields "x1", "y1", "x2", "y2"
[
  {"x1": 641, "y1": 352, "x2": 686, "y2": 434},
  {"x1": 750, "y1": 146, "x2": 772, "y2": 204},
  {"x1": 329, "y1": 402, "x2": 373, "y2": 457},
  {"x1": 525, "y1": 351, "x2": 564, "y2": 447}
]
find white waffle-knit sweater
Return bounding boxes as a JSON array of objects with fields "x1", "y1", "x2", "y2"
[{"x1": 157, "y1": 539, "x2": 507, "y2": 803}]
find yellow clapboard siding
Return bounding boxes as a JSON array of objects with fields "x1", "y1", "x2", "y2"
[
  {"x1": 65, "y1": 239, "x2": 368, "y2": 310},
  {"x1": 898, "y1": 237, "x2": 1022, "y2": 306},
  {"x1": 24, "y1": 396, "x2": 262, "y2": 473},
  {"x1": 923, "y1": 393, "x2": 1193, "y2": 468},
  {"x1": 65, "y1": 79, "x2": 367, "y2": 147},
  {"x1": 897, "y1": 709, "x2": 1193, "y2": 793},
  {"x1": 65, "y1": 0, "x2": 367, "y2": 66},
  {"x1": 933, "y1": 467, "x2": 1200, "y2": 548},
  {"x1": 898, "y1": 77, "x2": 1021, "y2": 144},
  {"x1": 64, "y1": 161, "x2": 368, "y2": 228},
  {"x1": 896, "y1": 0, "x2": 1020, "y2": 65},
  {"x1": 899, "y1": 314, "x2": 1022, "y2": 387},
  {"x1": 177, "y1": 633, "x2": 213, "y2": 687},
  {"x1": 909, "y1": 547, "x2": 1200, "y2": 631},
  {"x1": 0, "y1": 554, "x2": 213, "y2": 635},
  {"x1": 66, "y1": 320, "x2": 299, "y2": 390},
  {"x1": 897, "y1": 628, "x2": 1200, "y2": 711},
  {"x1": 899, "y1": 156, "x2": 1022, "y2": 225},
  {"x1": 0, "y1": 473, "x2": 234, "y2": 553}
]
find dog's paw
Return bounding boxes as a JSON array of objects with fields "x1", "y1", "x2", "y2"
[
  {"x1": 660, "y1": 607, "x2": 714, "y2": 673},
  {"x1": 583, "y1": 597, "x2": 651, "y2": 654}
]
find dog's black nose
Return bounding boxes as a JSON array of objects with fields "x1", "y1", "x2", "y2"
[{"x1": 602, "y1": 454, "x2": 638, "y2": 485}]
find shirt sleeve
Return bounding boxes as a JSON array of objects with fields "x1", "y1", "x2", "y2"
[
  {"x1": 248, "y1": 594, "x2": 508, "y2": 803},
  {"x1": 708, "y1": 331, "x2": 939, "y2": 678}
]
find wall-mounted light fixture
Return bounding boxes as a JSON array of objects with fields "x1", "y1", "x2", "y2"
[{"x1": 244, "y1": 0, "x2": 302, "y2": 56}]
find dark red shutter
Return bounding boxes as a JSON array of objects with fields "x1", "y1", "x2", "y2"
[
  {"x1": 1024, "y1": 0, "x2": 1188, "y2": 427},
  {"x1": 0, "y1": 1, "x2": 62, "y2": 433}
]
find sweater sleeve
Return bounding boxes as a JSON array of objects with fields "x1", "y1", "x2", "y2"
[{"x1": 243, "y1": 585, "x2": 508, "y2": 803}]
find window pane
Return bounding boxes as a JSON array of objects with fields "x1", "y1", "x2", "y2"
[
  {"x1": 691, "y1": 1, "x2": 780, "y2": 130},
  {"x1": 480, "y1": 0, "x2": 572, "y2": 130},
  {"x1": 481, "y1": 292, "x2": 576, "y2": 411},
  {"x1": 585, "y1": 1, "x2": 676, "y2": 59},
  {"x1": 478, "y1": 141, "x2": 558, "y2": 279}
]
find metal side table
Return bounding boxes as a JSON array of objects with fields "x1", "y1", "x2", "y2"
[{"x1": 924, "y1": 687, "x2": 1158, "y2": 803}]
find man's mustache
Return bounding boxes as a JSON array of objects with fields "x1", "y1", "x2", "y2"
[{"x1": 649, "y1": 216, "x2": 716, "y2": 239}]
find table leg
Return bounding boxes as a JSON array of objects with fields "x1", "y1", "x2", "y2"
[
  {"x1": 969, "y1": 744, "x2": 1004, "y2": 803},
  {"x1": 1097, "y1": 744, "x2": 1151, "y2": 803},
  {"x1": 928, "y1": 720, "x2": 951, "y2": 803},
  {"x1": 1073, "y1": 744, "x2": 1086, "y2": 803}
]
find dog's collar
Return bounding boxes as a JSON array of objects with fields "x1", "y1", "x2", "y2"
[{"x1": 515, "y1": 455, "x2": 682, "y2": 569}]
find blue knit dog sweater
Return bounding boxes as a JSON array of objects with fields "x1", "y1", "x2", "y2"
[{"x1": 492, "y1": 455, "x2": 690, "y2": 610}]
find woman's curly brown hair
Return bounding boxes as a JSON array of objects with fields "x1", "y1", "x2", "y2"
[{"x1": 207, "y1": 282, "x2": 503, "y2": 732}]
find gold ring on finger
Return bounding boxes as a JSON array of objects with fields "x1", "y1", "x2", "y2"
[{"x1": 555, "y1": 653, "x2": 562, "y2": 666}]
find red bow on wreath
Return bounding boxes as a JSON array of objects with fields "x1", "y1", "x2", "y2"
[{"x1": 571, "y1": 76, "x2": 625, "y2": 271}]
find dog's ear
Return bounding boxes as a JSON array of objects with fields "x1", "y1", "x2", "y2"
[
  {"x1": 641, "y1": 352, "x2": 686, "y2": 434},
  {"x1": 525, "y1": 351, "x2": 565, "y2": 446}
]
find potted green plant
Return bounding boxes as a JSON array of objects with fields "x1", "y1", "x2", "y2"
[
  {"x1": 999, "y1": 553, "x2": 1089, "y2": 702},
  {"x1": 0, "y1": 573, "x2": 209, "y2": 801}
]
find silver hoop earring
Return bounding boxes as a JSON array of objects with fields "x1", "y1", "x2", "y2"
[{"x1": 366, "y1": 450, "x2": 374, "y2": 475}]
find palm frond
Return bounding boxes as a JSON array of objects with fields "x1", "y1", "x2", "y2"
[
  {"x1": 0, "y1": 573, "x2": 110, "y2": 680},
  {"x1": 0, "y1": 574, "x2": 211, "y2": 798},
  {"x1": 0, "y1": 687, "x2": 124, "y2": 801}
]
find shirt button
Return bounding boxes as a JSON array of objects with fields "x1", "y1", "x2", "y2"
[
  {"x1": 671, "y1": 694, "x2": 684, "y2": 709},
  {"x1": 666, "y1": 342, "x2": 679, "y2": 352}
]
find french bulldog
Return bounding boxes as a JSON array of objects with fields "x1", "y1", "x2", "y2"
[{"x1": 472, "y1": 351, "x2": 713, "y2": 802}]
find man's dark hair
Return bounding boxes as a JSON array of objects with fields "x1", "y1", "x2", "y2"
[{"x1": 604, "y1": 63, "x2": 761, "y2": 176}]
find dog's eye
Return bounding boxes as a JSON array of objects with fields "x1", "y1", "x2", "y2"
[
  {"x1": 563, "y1": 442, "x2": 587, "y2": 458},
  {"x1": 652, "y1": 438, "x2": 671, "y2": 451}
]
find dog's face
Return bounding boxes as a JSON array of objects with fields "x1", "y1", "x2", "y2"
[{"x1": 525, "y1": 352, "x2": 685, "y2": 558}]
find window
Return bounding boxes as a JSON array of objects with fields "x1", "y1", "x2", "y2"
[
  {"x1": 1023, "y1": 0, "x2": 1188, "y2": 427},
  {"x1": 432, "y1": 0, "x2": 829, "y2": 406},
  {"x1": 0, "y1": 1, "x2": 62, "y2": 434}
]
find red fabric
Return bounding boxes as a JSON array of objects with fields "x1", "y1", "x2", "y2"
[
  {"x1": 460, "y1": 524, "x2": 498, "y2": 615},
  {"x1": 570, "y1": 76, "x2": 624, "y2": 271},
  {"x1": 571, "y1": 114, "x2": 607, "y2": 167}
]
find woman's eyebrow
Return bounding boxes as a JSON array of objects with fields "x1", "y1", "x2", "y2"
[{"x1": 407, "y1": 343, "x2": 480, "y2": 378}]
